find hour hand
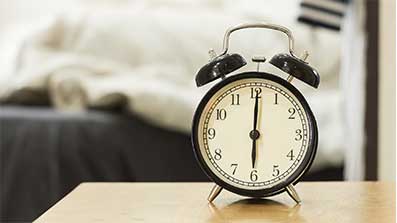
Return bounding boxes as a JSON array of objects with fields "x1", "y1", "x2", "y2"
[
  {"x1": 250, "y1": 129, "x2": 260, "y2": 168},
  {"x1": 251, "y1": 139, "x2": 256, "y2": 168}
]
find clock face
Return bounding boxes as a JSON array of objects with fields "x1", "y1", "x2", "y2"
[{"x1": 192, "y1": 72, "x2": 317, "y2": 197}]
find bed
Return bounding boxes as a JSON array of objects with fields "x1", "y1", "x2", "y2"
[{"x1": 0, "y1": 105, "x2": 342, "y2": 221}]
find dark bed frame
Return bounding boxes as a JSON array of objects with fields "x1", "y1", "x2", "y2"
[{"x1": 364, "y1": 0, "x2": 379, "y2": 180}]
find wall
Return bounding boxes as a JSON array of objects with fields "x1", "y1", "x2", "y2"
[{"x1": 378, "y1": 0, "x2": 396, "y2": 181}]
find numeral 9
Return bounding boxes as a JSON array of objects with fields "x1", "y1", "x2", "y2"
[{"x1": 207, "y1": 128, "x2": 216, "y2": 139}]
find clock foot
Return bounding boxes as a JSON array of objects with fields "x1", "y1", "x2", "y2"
[
  {"x1": 286, "y1": 184, "x2": 301, "y2": 204},
  {"x1": 207, "y1": 185, "x2": 223, "y2": 202}
]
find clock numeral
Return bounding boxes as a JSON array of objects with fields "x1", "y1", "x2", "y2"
[
  {"x1": 250, "y1": 87, "x2": 262, "y2": 99},
  {"x1": 214, "y1": 149, "x2": 222, "y2": 160},
  {"x1": 272, "y1": 165, "x2": 280, "y2": 177},
  {"x1": 207, "y1": 128, "x2": 216, "y2": 139},
  {"x1": 231, "y1": 94, "x2": 240, "y2": 105},
  {"x1": 216, "y1": 109, "x2": 227, "y2": 120},
  {"x1": 230, "y1": 163, "x2": 238, "y2": 175},
  {"x1": 295, "y1": 129, "x2": 303, "y2": 141},
  {"x1": 287, "y1": 149, "x2": 295, "y2": 161},
  {"x1": 250, "y1": 170, "x2": 258, "y2": 182},
  {"x1": 288, "y1": 107, "x2": 296, "y2": 119},
  {"x1": 274, "y1": 93, "x2": 278, "y2": 104}
]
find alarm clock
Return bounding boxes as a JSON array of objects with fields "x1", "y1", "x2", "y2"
[{"x1": 191, "y1": 23, "x2": 320, "y2": 204}]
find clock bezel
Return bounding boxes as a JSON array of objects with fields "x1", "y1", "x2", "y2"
[{"x1": 191, "y1": 71, "x2": 318, "y2": 198}]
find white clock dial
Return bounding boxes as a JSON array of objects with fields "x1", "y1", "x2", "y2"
[{"x1": 197, "y1": 77, "x2": 311, "y2": 190}]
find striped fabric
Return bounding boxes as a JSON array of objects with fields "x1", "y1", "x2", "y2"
[{"x1": 298, "y1": 0, "x2": 350, "y2": 31}]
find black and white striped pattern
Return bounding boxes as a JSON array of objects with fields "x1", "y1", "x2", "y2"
[{"x1": 298, "y1": 0, "x2": 350, "y2": 31}]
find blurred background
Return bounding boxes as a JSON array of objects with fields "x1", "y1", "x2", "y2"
[{"x1": 0, "y1": 0, "x2": 395, "y2": 222}]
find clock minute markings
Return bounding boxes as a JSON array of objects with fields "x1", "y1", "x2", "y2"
[{"x1": 201, "y1": 82, "x2": 311, "y2": 190}]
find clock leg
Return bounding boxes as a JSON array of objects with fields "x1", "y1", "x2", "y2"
[
  {"x1": 207, "y1": 184, "x2": 223, "y2": 202},
  {"x1": 286, "y1": 184, "x2": 301, "y2": 204}
]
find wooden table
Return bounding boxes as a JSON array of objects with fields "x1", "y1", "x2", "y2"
[{"x1": 34, "y1": 182, "x2": 395, "y2": 223}]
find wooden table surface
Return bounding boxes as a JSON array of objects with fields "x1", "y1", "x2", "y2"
[{"x1": 34, "y1": 182, "x2": 395, "y2": 223}]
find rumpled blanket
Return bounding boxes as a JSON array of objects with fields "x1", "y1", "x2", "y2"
[{"x1": 0, "y1": 2, "x2": 343, "y2": 169}]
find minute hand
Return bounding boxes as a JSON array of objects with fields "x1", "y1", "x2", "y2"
[{"x1": 253, "y1": 94, "x2": 259, "y2": 130}]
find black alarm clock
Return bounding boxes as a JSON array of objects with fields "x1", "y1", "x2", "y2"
[{"x1": 191, "y1": 23, "x2": 320, "y2": 204}]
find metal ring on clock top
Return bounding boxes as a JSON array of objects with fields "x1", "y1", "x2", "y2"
[{"x1": 220, "y1": 22, "x2": 300, "y2": 60}]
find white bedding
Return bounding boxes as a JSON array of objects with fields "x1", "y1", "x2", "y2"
[{"x1": 0, "y1": 0, "x2": 343, "y2": 170}]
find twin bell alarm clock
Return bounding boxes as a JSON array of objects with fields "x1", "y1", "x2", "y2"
[{"x1": 191, "y1": 23, "x2": 320, "y2": 204}]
